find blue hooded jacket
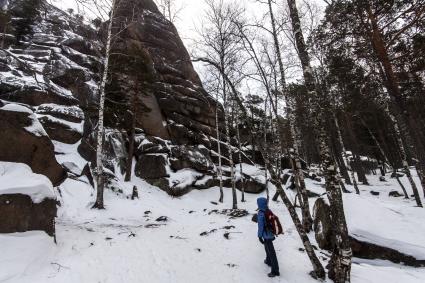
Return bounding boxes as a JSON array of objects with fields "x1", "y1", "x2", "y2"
[{"x1": 257, "y1": 197, "x2": 275, "y2": 240}]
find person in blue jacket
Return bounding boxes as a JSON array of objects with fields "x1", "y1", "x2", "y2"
[{"x1": 257, "y1": 197, "x2": 280, "y2": 277}]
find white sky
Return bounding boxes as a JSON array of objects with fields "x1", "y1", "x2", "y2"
[{"x1": 52, "y1": 0, "x2": 324, "y2": 49}]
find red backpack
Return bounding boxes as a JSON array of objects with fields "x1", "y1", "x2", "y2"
[{"x1": 265, "y1": 209, "x2": 284, "y2": 236}]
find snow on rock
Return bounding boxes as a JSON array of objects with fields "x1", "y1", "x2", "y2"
[
  {"x1": 168, "y1": 168, "x2": 203, "y2": 189},
  {"x1": 309, "y1": 173, "x2": 425, "y2": 261},
  {"x1": 0, "y1": 103, "x2": 48, "y2": 137},
  {"x1": 0, "y1": 162, "x2": 55, "y2": 203},
  {"x1": 343, "y1": 182, "x2": 425, "y2": 260},
  {"x1": 36, "y1": 104, "x2": 84, "y2": 123}
]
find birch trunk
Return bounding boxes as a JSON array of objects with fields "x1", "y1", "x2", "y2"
[
  {"x1": 124, "y1": 84, "x2": 138, "y2": 182},
  {"x1": 335, "y1": 116, "x2": 358, "y2": 194},
  {"x1": 223, "y1": 78, "x2": 237, "y2": 209},
  {"x1": 93, "y1": 0, "x2": 117, "y2": 209},
  {"x1": 286, "y1": 0, "x2": 352, "y2": 280},
  {"x1": 199, "y1": 59, "x2": 325, "y2": 279},
  {"x1": 236, "y1": 109, "x2": 245, "y2": 202},
  {"x1": 216, "y1": 92, "x2": 224, "y2": 203},
  {"x1": 263, "y1": 152, "x2": 325, "y2": 279},
  {"x1": 334, "y1": 115, "x2": 355, "y2": 188},
  {"x1": 267, "y1": 0, "x2": 313, "y2": 231},
  {"x1": 264, "y1": 98, "x2": 270, "y2": 201}
]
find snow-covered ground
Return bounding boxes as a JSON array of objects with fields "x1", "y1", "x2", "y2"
[{"x1": 1, "y1": 168, "x2": 425, "y2": 283}]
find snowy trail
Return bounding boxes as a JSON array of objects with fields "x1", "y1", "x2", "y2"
[{"x1": 1, "y1": 175, "x2": 425, "y2": 283}]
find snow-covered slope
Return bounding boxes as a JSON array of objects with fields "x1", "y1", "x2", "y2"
[{"x1": 1, "y1": 172, "x2": 424, "y2": 283}]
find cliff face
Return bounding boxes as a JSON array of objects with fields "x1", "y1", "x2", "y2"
[
  {"x1": 107, "y1": 0, "x2": 220, "y2": 144},
  {"x1": 0, "y1": 0, "x2": 262, "y2": 196}
]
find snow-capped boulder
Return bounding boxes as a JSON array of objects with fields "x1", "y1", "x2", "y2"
[
  {"x1": 136, "y1": 134, "x2": 170, "y2": 155},
  {"x1": 37, "y1": 115, "x2": 83, "y2": 144},
  {"x1": 0, "y1": 162, "x2": 57, "y2": 237},
  {"x1": 313, "y1": 197, "x2": 425, "y2": 267},
  {"x1": 36, "y1": 104, "x2": 84, "y2": 123},
  {"x1": 0, "y1": 103, "x2": 66, "y2": 186},
  {"x1": 170, "y1": 145, "x2": 214, "y2": 173}
]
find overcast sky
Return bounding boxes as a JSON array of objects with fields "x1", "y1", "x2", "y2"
[{"x1": 52, "y1": 0, "x2": 324, "y2": 47}]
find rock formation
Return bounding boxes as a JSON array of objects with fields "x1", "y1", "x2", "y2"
[
  {"x1": 0, "y1": 0, "x2": 265, "y2": 197},
  {"x1": 313, "y1": 198, "x2": 425, "y2": 267},
  {"x1": 0, "y1": 162, "x2": 57, "y2": 237},
  {"x1": 0, "y1": 103, "x2": 66, "y2": 186}
]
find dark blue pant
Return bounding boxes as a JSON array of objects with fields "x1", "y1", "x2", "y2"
[{"x1": 264, "y1": 239, "x2": 279, "y2": 274}]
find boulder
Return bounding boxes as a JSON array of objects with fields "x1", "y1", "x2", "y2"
[
  {"x1": 0, "y1": 194, "x2": 57, "y2": 237},
  {"x1": 38, "y1": 115, "x2": 82, "y2": 144},
  {"x1": 0, "y1": 104, "x2": 66, "y2": 186},
  {"x1": 313, "y1": 198, "x2": 425, "y2": 267},
  {"x1": 170, "y1": 145, "x2": 214, "y2": 173},
  {"x1": 236, "y1": 178, "x2": 266, "y2": 194},
  {"x1": 135, "y1": 154, "x2": 169, "y2": 180},
  {"x1": 135, "y1": 135, "x2": 170, "y2": 155},
  {"x1": 0, "y1": 88, "x2": 79, "y2": 107},
  {"x1": 36, "y1": 104, "x2": 84, "y2": 123},
  {"x1": 389, "y1": 190, "x2": 403, "y2": 197},
  {"x1": 350, "y1": 236, "x2": 425, "y2": 267},
  {"x1": 312, "y1": 197, "x2": 333, "y2": 250},
  {"x1": 0, "y1": 162, "x2": 57, "y2": 237}
]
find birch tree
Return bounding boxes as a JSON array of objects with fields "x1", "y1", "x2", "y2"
[
  {"x1": 194, "y1": 0, "x2": 244, "y2": 208},
  {"x1": 92, "y1": 0, "x2": 117, "y2": 209},
  {"x1": 196, "y1": 57, "x2": 326, "y2": 279},
  {"x1": 74, "y1": 0, "x2": 137, "y2": 209},
  {"x1": 285, "y1": 0, "x2": 352, "y2": 281},
  {"x1": 154, "y1": 0, "x2": 185, "y2": 24},
  {"x1": 265, "y1": 0, "x2": 313, "y2": 231}
]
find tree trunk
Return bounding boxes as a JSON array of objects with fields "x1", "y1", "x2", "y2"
[
  {"x1": 386, "y1": 107, "x2": 422, "y2": 207},
  {"x1": 222, "y1": 75, "x2": 237, "y2": 209},
  {"x1": 124, "y1": 86, "x2": 137, "y2": 182},
  {"x1": 265, "y1": 157, "x2": 325, "y2": 279},
  {"x1": 215, "y1": 91, "x2": 224, "y2": 203},
  {"x1": 345, "y1": 115, "x2": 368, "y2": 187},
  {"x1": 236, "y1": 110, "x2": 245, "y2": 202},
  {"x1": 264, "y1": 98, "x2": 270, "y2": 201},
  {"x1": 200, "y1": 58, "x2": 325, "y2": 279},
  {"x1": 358, "y1": 115, "x2": 415, "y2": 199},
  {"x1": 93, "y1": 0, "x2": 117, "y2": 210},
  {"x1": 287, "y1": 0, "x2": 352, "y2": 280},
  {"x1": 124, "y1": 116, "x2": 136, "y2": 182},
  {"x1": 394, "y1": 169, "x2": 409, "y2": 199},
  {"x1": 334, "y1": 116, "x2": 353, "y2": 186},
  {"x1": 267, "y1": 0, "x2": 312, "y2": 231}
]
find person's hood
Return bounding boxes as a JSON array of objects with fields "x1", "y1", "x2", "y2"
[{"x1": 257, "y1": 197, "x2": 268, "y2": 211}]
